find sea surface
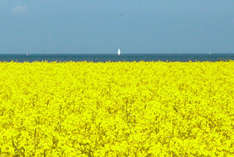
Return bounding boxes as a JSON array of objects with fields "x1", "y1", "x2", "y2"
[{"x1": 0, "y1": 54, "x2": 234, "y2": 62}]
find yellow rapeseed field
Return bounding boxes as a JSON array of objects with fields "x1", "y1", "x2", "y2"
[{"x1": 0, "y1": 61, "x2": 233, "y2": 157}]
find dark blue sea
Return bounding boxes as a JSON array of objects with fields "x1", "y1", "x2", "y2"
[{"x1": 0, "y1": 54, "x2": 234, "y2": 62}]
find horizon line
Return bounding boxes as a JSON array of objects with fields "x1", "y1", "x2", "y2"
[{"x1": 0, "y1": 52, "x2": 234, "y2": 55}]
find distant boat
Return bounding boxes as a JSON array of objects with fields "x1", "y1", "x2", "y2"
[
  {"x1": 117, "y1": 48, "x2": 121, "y2": 56},
  {"x1": 208, "y1": 49, "x2": 212, "y2": 55},
  {"x1": 26, "y1": 48, "x2": 30, "y2": 56}
]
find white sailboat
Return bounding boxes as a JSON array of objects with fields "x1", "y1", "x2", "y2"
[
  {"x1": 25, "y1": 48, "x2": 28, "y2": 56},
  {"x1": 117, "y1": 48, "x2": 121, "y2": 56},
  {"x1": 208, "y1": 49, "x2": 212, "y2": 55},
  {"x1": 26, "y1": 48, "x2": 30, "y2": 56}
]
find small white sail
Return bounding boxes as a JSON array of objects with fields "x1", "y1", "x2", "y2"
[
  {"x1": 209, "y1": 49, "x2": 212, "y2": 55},
  {"x1": 26, "y1": 48, "x2": 29, "y2": 56},
  {"x1": 117, "y1": 48, "x2": 121, "y2": 56}
]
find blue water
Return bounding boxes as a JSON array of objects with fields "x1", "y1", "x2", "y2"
[{"x1": 0, "y1": 54, "x2": 233, "y2": 62}]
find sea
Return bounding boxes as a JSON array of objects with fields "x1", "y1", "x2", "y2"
[{"x1": 0, "y1": 53, "x2": 234, "y2": 62}]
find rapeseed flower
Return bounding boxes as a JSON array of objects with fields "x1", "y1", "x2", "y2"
[{"x1": 0, "y1": 61, "x2": 233, "y2": 156}]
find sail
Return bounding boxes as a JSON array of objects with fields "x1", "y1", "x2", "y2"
[{"x1": 117, "y1": 48, "x2": 121, "y2": 56}]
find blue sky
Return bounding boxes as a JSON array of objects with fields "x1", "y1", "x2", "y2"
[{"x1": 0, "y1": 0, "x2": 234, "y2": 54}]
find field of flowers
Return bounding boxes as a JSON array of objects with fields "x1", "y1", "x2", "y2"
[{"x1": 0, "y1": 61, "x2": 233, "y2": 156}]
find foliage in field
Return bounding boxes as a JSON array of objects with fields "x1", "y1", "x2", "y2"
[{"x1": 0, "y1": 61, "x2": 233, "y2": 157}]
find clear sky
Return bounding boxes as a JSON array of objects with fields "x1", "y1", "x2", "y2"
[{"x1": 0, "y1": 0, "x2": 234, "y2": 54}]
